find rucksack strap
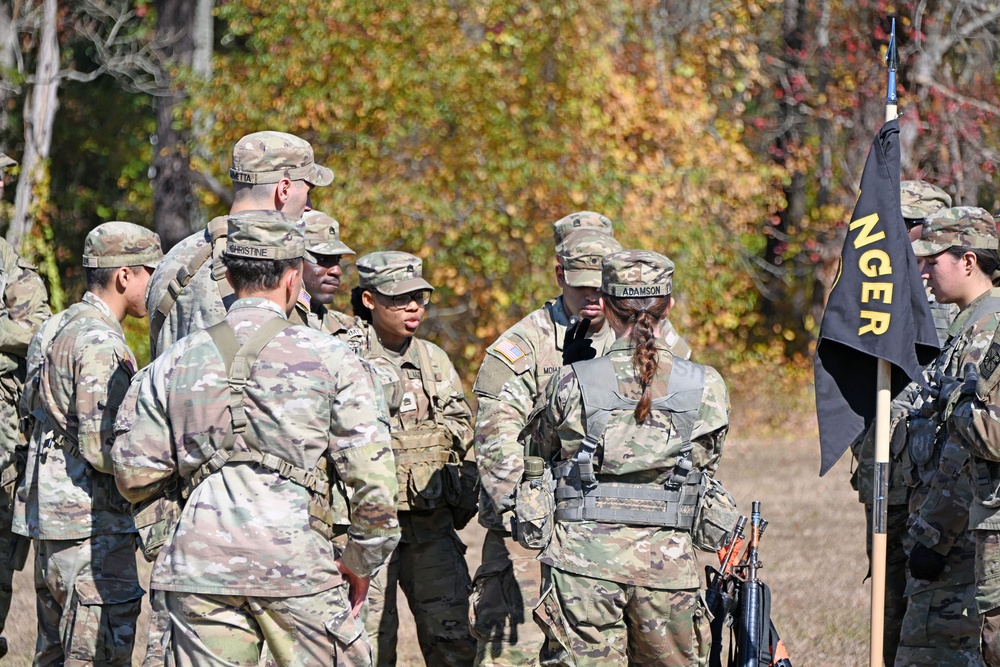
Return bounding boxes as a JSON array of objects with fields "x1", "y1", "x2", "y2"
[
  {"x1": 149, "y1": 217, "x2": 232, "y2": 354},
  {"x1": 412, "y1": 338, "x2": 445, "y2": 427}
]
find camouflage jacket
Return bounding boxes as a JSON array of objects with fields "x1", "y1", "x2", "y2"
[
  {"x1": 531, "y1": 337, "x2": 729, "y2": 589},
  {"x1": 145, "y1": 217, "x2": 230, "y2": 358},
  {"x1": 289, "y1": 291, "x2": 366, "y2": 356},
  {"x1": 473, "y1": 295, "x2": 690, "y2": 530},
  {"x1": 945, "y1": 289, "x2": 1000, "y2": 531},
  {"x1": 112, "y1": 298, "x2": 400, "y2": 596},
  {"x1": 13, "y1": 292, "x2": 135, "y2": 539},
  {"x1": 0, "y1": 238, "x2": 50, "y2": 465}
]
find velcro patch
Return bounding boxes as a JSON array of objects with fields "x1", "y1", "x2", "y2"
[
  {"x1": 979, "y1": 339, "x2": 1000, "y2": 399},
  {"x1": 494, "y1": 338, "x2": 526, "y2": 364}
]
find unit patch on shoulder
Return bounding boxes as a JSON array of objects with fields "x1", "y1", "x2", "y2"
[
  {"x1": 494, "y1": 338, "x2": 526, "y2": 364},
  {"x1": 979, "y1": 340, "x2": 1000, "y2": 400}
]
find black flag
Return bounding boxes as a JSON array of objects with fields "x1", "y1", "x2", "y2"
[{"x1": 815, "y1": 119, "x2": 939, "y2": 476}]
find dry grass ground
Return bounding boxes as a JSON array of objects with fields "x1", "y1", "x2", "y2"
[{"x1": 0, "y1": 383, "x2": 872, "y2": 666}]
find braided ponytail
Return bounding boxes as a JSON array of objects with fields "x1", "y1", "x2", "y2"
[{"x1": 603, "y1": 296, "x2": 671, "y2": 423}]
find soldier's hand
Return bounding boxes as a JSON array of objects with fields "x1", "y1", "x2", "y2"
[
  {"x1": 562, "y1": 316, "x2": 596, "y2": 365},
  {"x1": 336, "y1": 558, "x2": 371, "y2": 618},
  {"x1": 908, "y1": 543, "x2": 947, "y2": 581}
]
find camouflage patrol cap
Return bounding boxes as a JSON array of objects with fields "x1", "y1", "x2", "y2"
[
  {"x1": 357, "y1": 251, "x2": 433, "y2": 296},
  {"x1": 912, "y1": 207, "x2": 998, "y2": 257},
  {"x1": 82, "y1": 221, "x2": 163, "y2": 269},
  {"x1": 601, "y1": 250, "x2": 674, "y2": 298},
  {"x1": 552, "y1": 211, "x2": 615, "y2": 245},
  {"x1": 230, "y1": 131, "x2": 334, "y2": 187},
  {"x1": 557, "y1": 230, "x2": 624, "y2": 288},
  {"x1": 0, "y1": 153, "x2": 16, "y2": 170},
  {"x1": 900, "y1": 180, "x2": 952, "y2": 220},
  {"x1": 224, "y1": 210, "x2": 305, "y2": 261},
  {"x1": 302, "y1": 210, "x2": 354, "y2": 260}
]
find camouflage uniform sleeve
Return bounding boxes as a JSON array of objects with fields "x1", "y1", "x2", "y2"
[
  {"x1": 532, "y1": 367, "x2": 580, "y2": 463},
  {"x1": 327, "y1": 347, "x2": 400, "y2": 578},
  {"x1": 435, "y1": 346, "x2": 474, "y2": 459},
  {"x1": 473, "y1": 344, "x2": 538, "y2": 515},
  {"x1": 690, "y1": 366, "x2": 730, "y2": 474},
  {"x1": 908, "y1": 437, "x2": 971, "y2": 554},
  {"x1": 111, "y1": 360, "x2": 178, "y2": 503},
  {"x1": 950, "y1": 323, "x2": 1000, "y2": 463},
  {"x1": 0, "y1": 253, "x2": 50, "y2": 357},
  {"x1": 74, "y1": 328, "x2": 133, "y2": 474}
]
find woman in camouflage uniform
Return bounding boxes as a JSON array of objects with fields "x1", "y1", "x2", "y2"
[{"x1": 530, "y1": 250, "x2": 730, "y2": 666}]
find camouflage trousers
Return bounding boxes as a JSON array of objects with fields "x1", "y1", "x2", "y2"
[
  {"x1": 163, "y1": 584, "x2": 371, "y2": 667},
  {"x1": 470, "y1": 529, "x2": 547, "y2": 666},
  {"x1": 0, "y1": 457, "x2": 28, "y2": 647},
  {"x1": 975, "y1": 531, "x2": 1000, "y2": 665},
  {"x1": 864, "y1": 503, "x2": 910, "y2": 667},
  {"x1": 33, "y1": 533, "x2": 143, "y2": 666},
  {"x1": 534, "y1": 565, "x2": 710, "y2": 667},
  {"x1": 894, "y1": 582, "x2": 983, "y2": 666},
  {"x1": 365, "y1": 508, "x2": 475, "y2": 667}
]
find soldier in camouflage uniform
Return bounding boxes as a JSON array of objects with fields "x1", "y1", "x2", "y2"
[
  {"x1": 471, "y1": 213, "x2": 692, "y2": 666},
  {"x1": 0, "y1": 152, "x2": 51, "y2": 658},
  {"x1": 146, "y1": 130, "x2": 333, "y2": 358},
  {"x1": 528, "y1": 250, "x2": 730, "y2": 666},
  {"x1": 111, "y1": 210, "x2": 400, "y2": 666},
  {"x1": 350, "y1": 251, "x2": 476, "y2": 666},
  {"x1": 288, "y1": 210, "x2": 366, "y2": 349},
  {"x1": 851, "y1": 179, "x2": 956, "y2": 667},
  {"x1": 12, "y1": 221, "x2": 161, "y2": 666}
]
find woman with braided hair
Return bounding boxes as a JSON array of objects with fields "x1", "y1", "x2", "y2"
[{"x1": 528, "y1": 249, "x2": 731, "y2": 666}]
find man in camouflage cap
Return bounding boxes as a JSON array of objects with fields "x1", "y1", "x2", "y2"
[
  {"x1": 850, "y1": 180, "x2": 957, "y2": 667},
  {"x1": 0, "y1": 152, "x2": 50, "y2": 659},
  {"x1": 349, "y1": 250, "x2": 476, "y2": 666},
  {"x1": 551, "y1": 210, "x2": 615, "y2": 245},
  {"x1": 13, "y1": 221, "x2": 160, "y2": 665},
  {"x1": 881, "y1": 207, "x2": 1000, "y2": 666},
  {"x1": 146, "y1": 130, "x2": 334, "y2": 358},
  {"x1": 528, "y1": 249, "x2": 730, "y2": 666},
  {"x1": 470, "y1": 220, "x2": 692, "y2": 666},
  {"x1": 112, "y1": 210, "x2": 400, "y2": 665}
]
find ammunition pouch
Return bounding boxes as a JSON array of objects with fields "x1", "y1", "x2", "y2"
[
  {"x1": 974, "y1": 459, "x2": 1000, "y2": 509},
  {"x1": 508, "y1": 457, "x2": 555, "y2": 550},
  {"x1": 692, "y1": 476, "x2": 738, "y2": 551},
  {"x1": 391, "y1": 427, "x2": 457, "y2": 511}
]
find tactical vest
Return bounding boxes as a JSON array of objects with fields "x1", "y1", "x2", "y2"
[
  {"x1": 149, "y1": 217, "x2": 234, "y2": 357},
  {"x1": 391, "y1": 338, "x2": 460, "y2": 512},
  {"x1": 182, "y1": 317, "x2": 345, "y2": 540},
  {"x1": 551, "y1": 354, "x2": 706, "y2": 528}
]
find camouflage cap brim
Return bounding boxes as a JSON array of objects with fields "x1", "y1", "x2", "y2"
[
  {"x1": 912, "y1": 237, "x2": 1000, "y2": 257},
  {"x1": 305, "y1": 238, "x2": 355, "y2": 260},
  {"x1": 230, "y1": 162, "x2": 334, "y2": 187},
  {"x1": 563, "y1": 268, "x2": 603, "y2": 289},
  {"x1": 375, "y1": 276, "x2": 434, "y2": 296},
  {"x1": 0, "y1": 153, "x2": 16, "y2": 170},
  {"x1": 82, "y1": 252, "x2": 163, "y2": 269}
]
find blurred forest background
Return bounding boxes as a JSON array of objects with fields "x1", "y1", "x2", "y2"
[{"x1": 1, "y1": 0, "x2": 998, "y2": 388}]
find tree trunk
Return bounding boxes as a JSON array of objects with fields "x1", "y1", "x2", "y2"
[
  {"x1": 0, "y1": 2, "x2": 16, "y2": 141},
  {"x1": 8, "y1": 0, "x2": 60, "y2": 252}
]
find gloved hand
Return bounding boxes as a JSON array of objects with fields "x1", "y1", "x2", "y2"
[
  {"x1": 562, "y1": 317, "x2": 596, "y2": 365},
  {"x1": 908, "y1": 542, "x2": 947, "y2": 581}
]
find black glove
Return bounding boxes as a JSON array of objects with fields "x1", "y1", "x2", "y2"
[
  {"x1": 562, "y1": 317, "x2": 596, "y2": 365},
  {"x1": 908, "y1": 543, "x2": 947, "y2": 581}
]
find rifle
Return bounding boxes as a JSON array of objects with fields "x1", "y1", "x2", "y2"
[{"x1": 706, "y1": 501, "x2": 792, "y2": 667}]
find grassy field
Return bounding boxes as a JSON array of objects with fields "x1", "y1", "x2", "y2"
[{"x1": 0, "y1": 386, "x2": 871, "y2": 666}]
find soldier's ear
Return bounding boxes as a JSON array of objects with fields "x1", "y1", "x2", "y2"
[
  {"x1": 275, "y1": 178, "x2": 292, "y2": 206},
  {"x1": 361, "y1": 289, "x2": 377, "y2": 310},
  {"x1": 555, "y1": 263, "x2": 566, "y2": 288}
]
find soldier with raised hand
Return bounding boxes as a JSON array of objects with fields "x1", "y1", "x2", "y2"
[
  {"x1": 528, "y1": 250, "x2": 730, "y2": 665},
  {"x1": 13, "y1": 221, "x2": 161, "y2": 666},
  {"x1": 112, "y1": 210, "x2": 399, "y2": 665},
  {"x1": 0, "y1": 151, "x2": 51, "y2": 658},
  {"x1": 146, "y1": 131, "x2": 333, "y2": 358},
  {"x1": 350, "y1": 251, "x2": 476, "y2": 666},
  {"x1": 288, "y1": 209, "x2": 365, "y2": 353}
]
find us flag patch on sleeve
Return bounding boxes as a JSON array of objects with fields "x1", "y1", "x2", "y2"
[{"x1": 494, "y1": 338, "x2": 526, "y2": 364}]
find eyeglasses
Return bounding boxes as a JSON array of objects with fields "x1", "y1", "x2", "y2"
[{"x1": 379, "y1": 290, "x2": 431, "y2": 310}]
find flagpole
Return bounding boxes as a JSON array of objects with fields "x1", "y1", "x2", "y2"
[{"x1": 871, "y1": 18, "x2": 898, "y2": 667}]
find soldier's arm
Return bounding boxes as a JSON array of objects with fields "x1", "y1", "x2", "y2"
[
  {"x1": 532, "y1": 367, "x2": 580, "y2": 462},
  {"x1": 949, "y1": 326, "x2": 1000, "y2": 462},
  {"x1": 908, "y1": 438, "x2": 971, "y2": 555},
  {"x1": 437, "y1": 351, "x2": 474, "y2": 459},
  {"x1": 473, "y1": 351, "x2": 537, "y2": 515},
  {"x1": 0, "y1": 259, "x2": 50, "y2": 356},
  {"x1": 112, "y1": 364, "x2": 178, "y2": 502},
  {"x1": 74, "y1": 330, "x2": 133, "y2": 474},
  {"x1": 328, "y1": 349, "x2": 400, "y2": 578},
  {"x1": 690, "y1": 367, "x2": 731, "y2": 474}
]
